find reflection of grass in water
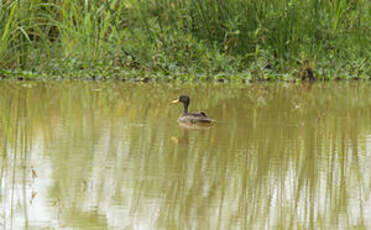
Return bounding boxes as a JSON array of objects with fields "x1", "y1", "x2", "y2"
[
  {"x1": 0, "y1": 82, "x2": 370, "y2": 229},
  {"x1": 0, "y1": 89, "x2": 33, "y2": 228}
]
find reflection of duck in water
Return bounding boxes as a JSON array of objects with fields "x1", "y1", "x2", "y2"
[
  {"x1": 171, "y1": 125, "x2": 209, "y2": 145},
  {"x1": 171, "y1": 95, "x2": 213, "y2": 125},
  {"x1": 171, "y1": 134, "x2": 189, "y2": 144}
]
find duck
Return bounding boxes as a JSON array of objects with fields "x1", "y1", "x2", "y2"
[{"x1": 171, "y1": 95, "x2": 213, "y2": 124}]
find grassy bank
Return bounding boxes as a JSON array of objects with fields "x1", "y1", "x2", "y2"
[{"x1": 0, "y1": 0, "x2": 370, "y2": 82}]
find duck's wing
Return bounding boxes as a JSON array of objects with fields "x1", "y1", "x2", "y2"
[
  {"x1": 187, "y1": 112, "x2": 207, "y2": 117},
  {"x1": 199, "y1": 112, "x2": 208, "y2": 117},
  {"x1": 188, "y1": 112, "x2": 213, "y2": 123},
  {"x1": 178, "y1": 112, "x2": 213, "y2": 124}
]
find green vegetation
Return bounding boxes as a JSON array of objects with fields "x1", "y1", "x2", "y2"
[{"x1": 0, "y1": 0, "x2": 370, "y2": 81}]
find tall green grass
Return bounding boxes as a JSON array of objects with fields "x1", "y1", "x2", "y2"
[{"x1": 0, "y1": 0, "x2": 369, "y2": 80}]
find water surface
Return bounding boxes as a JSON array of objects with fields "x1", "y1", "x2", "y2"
[{"x1": 0, "y1": 81, "x2": 370, "y2": 229}]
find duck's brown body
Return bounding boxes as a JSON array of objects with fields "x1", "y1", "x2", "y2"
[
  {"x1": 178, "y1": 111, "x2": 212, "y2": 124},
  {"x1": 171, "y1": 96, "x2": 213, "y2": 124}
]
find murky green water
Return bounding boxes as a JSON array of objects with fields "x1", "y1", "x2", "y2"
[{"x1": 0, "y1": 81, "x2": 370, "y2": 229}]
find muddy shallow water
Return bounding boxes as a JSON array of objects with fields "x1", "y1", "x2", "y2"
[{"x1": 0, "y1": 81, "x2": 370, "y2": 229}]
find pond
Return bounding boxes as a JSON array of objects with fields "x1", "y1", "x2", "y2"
[{"x1": 0, "y1": 81, "x2": 370, "y2": 229}]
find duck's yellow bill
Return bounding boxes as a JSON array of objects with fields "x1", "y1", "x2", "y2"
[{"x1": 171, "y1": 99, "x2": 179, "y2": 104}]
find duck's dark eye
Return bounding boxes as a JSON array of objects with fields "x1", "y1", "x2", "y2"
[{"x1": 180, "y1": 96, "x2": 188, "y2": 102}]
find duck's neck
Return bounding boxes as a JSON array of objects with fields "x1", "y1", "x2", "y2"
[{"x1": 182, "y1": 102, "x2": 189, "y2": 114}]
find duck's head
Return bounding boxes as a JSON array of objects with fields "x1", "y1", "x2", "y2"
[{"x1": 171, "y1": 95, "x2": 190, "y2": 105}]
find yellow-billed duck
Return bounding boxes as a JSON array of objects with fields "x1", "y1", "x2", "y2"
[{"x1": 171, "y1": 95, "x2": 213, "y2": 124}]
